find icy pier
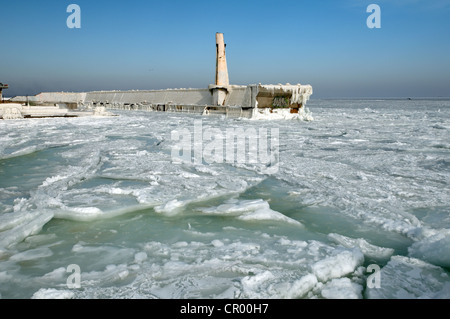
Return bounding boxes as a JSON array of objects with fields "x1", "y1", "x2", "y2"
[
  {"x1": 8, "y1": 33, "x2": 313, "y2": 120},
  {"x1": 10, "y1": 82, "x2": 314, "y2": 120}
]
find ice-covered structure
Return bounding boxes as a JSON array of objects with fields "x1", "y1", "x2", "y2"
[
  {"x1": 10, "y1": 33, "x2": 313, "y2": 119},
  {"x1": 0, "y1": 82, "x2": 9, "y2": 102}
]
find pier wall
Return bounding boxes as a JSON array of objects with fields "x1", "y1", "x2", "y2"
[
  {"x1": 8, "y1": 84, "x2": 312, "y2": 120},
  {"x1": 84, "y1": 89, "x2": 212, "y2": 106}
]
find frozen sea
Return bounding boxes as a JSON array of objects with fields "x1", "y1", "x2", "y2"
[{"x1": 0, "y1": 99, "x2": 449, "y2": 299}]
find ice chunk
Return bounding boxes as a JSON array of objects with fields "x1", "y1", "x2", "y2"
[
  {"x1": 154, "y1": 199, "x2": 186, "y2": 215},
  {"x1": 40, "y1": 267, "x2": 67, "y2": 281},
  {"x1": 9, "y1": 247, "x2": 53, "y2": 262},
  {"x1": 365, "y1": 256, "x2": 450, "y2": 299},
  {"x1": 0, "y1": 145, "x2": 40, "y2": 160},
  {"x1": 321, "y1": 278, "x2": 363, "y2": 299},
  {"x1": 284, "y1": 274, "x2": 318, "y2": 299},
  {"x1": 134, "y1": 252, "x2": 148, "y2": 264},
  {"x1": 211, "y1": 240, "x2": 224, "y2": 247},
  {"x1": 237, "y1": 207, "x2": 303, "y2": 226},
  {"x1": 311, "y1": 248, "x2": 364, "y2": 282},
  {"x1": 328, "y1": 233, "x2": 394, "y2": 262},
  {"x1": 200, "y1": 199, "x2": 268, "y2": 216},
  {"x1": 408, "y1": 229, "x2": 450, "y2": 268},
  {"x1": 431, "y1": 282, "x2": 450, "y2": 299},
  {"x1": 241, "y1": 271, "x2": 275, "y2": 298},
  {"x1": 54, "y1": 206, "x2": 105, "y2": 221},
  {"x1": 0, "y1": 212, "x2": 54, "y2": 249},
  {"x1": 200, "y1": 199, "x2": 303, "y2": 226},
  {"x1": 42, "y1": 175, "x2": 67, "y2": 187},
  {"x1": 24, "y1": 234, "x2": 58, "y2": 246},
  {"x1": 0, "y1": 208, "x2": 39, "y2": 232}
]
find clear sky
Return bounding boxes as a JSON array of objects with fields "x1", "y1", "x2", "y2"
[{"x1": 1, "y1": 0, "x2": 449, "y2": 98}]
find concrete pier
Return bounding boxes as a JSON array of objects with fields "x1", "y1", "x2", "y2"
[{"x1": 8, "y1": 33, "x2": 313, "y2": 120}]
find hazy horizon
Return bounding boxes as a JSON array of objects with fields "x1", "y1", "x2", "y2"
[{"x1": 1, "y1": 0, "x2": 450, "y2": 99}]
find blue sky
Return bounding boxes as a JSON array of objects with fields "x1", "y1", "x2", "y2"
[{"x1": 1, "y1": 0, "x2": 449, "y2": 98}]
